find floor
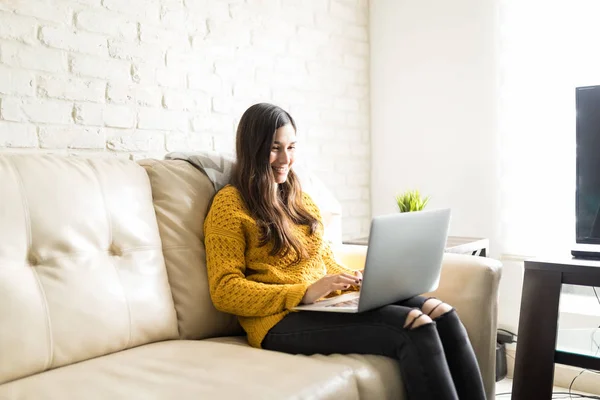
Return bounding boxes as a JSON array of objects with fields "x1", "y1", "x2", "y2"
[{"x1": 495, "y1": 378, "x2": 597, "y2": 398}]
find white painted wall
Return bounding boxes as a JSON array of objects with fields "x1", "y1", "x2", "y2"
[
  {"x1": 369, "y1": 0, "x2": 500, "y2": 256},
  {"x1": 369, "y1": 0, "x2": 532, "y2": 339},
  {"x1": 369, "y1": 1, "x2": 600, "y2": 355},
  {"x1": 0, "y1": 0, "x2": 371, "y2": 240}
]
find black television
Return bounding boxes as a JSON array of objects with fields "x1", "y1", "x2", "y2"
[{"x1": 572, "y1": 85, "x2": 600, "y2": 259}]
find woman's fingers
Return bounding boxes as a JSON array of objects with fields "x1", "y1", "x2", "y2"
[
  {"x1": 306, "y1": 275, "x2": 360, "y2": 302},
  {"x1": 333, "y1": 274, "x2": 360, "y2": 284},
  {"x1": 332, "y1": 282, "x2": 352, "y2": 291}
]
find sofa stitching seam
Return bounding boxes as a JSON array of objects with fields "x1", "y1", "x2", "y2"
[
  {"x1": 88, "y1": 159, "x2": 133, "y2": 350},
  {"x1": 32, "y1": 246, "x2": 162, "y2": 264},
  {"x1": 8, "y1": 157, "x2": 55, "y2": 369}
]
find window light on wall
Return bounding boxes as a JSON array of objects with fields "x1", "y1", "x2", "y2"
[{"x1": 498, "y1": 0, "x2": 600, "y2": 256}]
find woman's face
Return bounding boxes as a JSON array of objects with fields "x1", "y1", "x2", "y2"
[{"x1": 269, "y1": 123, "x2": 296, "y2": 184}]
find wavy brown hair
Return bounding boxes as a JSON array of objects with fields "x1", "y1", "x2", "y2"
[{"x1": 231, "y1": 103, "x2": 319, "y2": 262}]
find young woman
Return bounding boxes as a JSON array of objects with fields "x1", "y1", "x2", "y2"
[{"x1": 204, "y1": 103, "x2": 486, "y2": 400}]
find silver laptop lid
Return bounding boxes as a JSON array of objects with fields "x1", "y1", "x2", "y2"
[{"x1": 358, "y1": 208, "x2": 451, "y2": 312}]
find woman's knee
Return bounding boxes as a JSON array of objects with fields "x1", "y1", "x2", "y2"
[
  {"x1": 422, "y1": 298, "x2": 453, "y2": 320},
  {"x1": 403, "y1": 309, "x2": 433, "y2": 330}
]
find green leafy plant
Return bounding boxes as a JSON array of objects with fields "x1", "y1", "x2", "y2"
[{"x1": 395, "y1": 190, "x2": 430, "y2": 213}]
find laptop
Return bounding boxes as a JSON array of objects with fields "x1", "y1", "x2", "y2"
[{"x1": 292, "y1": 208, "x2": 451, "y2": 313}]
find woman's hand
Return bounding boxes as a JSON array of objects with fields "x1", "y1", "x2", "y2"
[
  {"x1": 354, "y1": 269, "x2": 363, "y2": 281},
  {"x1": 301, "y1": 273, "x2": 361, "y2": 304}
]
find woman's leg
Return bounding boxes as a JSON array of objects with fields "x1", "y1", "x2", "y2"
[
  {"x1": 262, "y1": 305, "x2": 459, "y2": 400},
  {"x1": 400, "y1": 296, "x2": 486, "y2": 400}
]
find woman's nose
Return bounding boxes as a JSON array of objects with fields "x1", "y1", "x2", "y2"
[{"x1": 279, "y1": 150, "x2": 290, "y2": 164}]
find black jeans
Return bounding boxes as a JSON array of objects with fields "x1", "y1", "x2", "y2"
[{"x1": 262, "y1": 296, "x2": 486, "y2": 400}]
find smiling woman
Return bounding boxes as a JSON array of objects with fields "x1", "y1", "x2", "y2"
[
  {"x1": 202, "y1": 103, "x2": 487, "y2": 400},
  {"x1": 270, "y1": 124, "x2": 296, "y2": 184},
  {"x1": 230, "y1": 103, "x2": 318, "y2": 261}
]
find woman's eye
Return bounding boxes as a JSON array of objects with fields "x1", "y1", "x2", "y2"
[
  {"x1": 289, "y1": 146, "x2": 296, "y2": 150},
  {"x1": 272, "y1": 147, "x2": 279, "y2": 151}
]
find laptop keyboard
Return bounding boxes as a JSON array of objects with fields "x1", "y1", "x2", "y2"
[{"x1": 328, "y1": 298, "x2": 360, "y2": 308}]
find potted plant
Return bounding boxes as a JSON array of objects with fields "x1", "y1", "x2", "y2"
[{"x1": 395, "y1": 189, "x2": 430, "y2": 213}]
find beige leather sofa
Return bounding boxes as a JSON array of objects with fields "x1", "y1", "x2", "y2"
[{"x1": 0, "y1": 155, "x2": 502, "y2": 399}]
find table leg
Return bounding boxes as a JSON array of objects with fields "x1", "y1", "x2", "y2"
[{"x1": 512, "y1": 268, "x2": 562, "y2": 400}]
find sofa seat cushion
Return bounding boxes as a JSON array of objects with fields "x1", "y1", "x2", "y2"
[
  {"x1": 208, "y1": 337, "x2": 406, "y2": 400},
  {"x1": 0, "y1": 340, "x2": 362, "y2": 400}
]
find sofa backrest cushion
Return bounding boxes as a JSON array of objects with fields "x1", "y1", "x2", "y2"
[
  {"x1": 0, "y1": 155, "x2": 178, "y2": 385},
  {"x1": 139, "y1": 159, "x2": 241, "y2": 339}
]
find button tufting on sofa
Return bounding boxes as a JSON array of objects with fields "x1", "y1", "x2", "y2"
[
  {"x1": 27, "y1": 253, "x2": 38, "y2": 266},
  {"x1": 109, "y1": 244, "x2": 122, "y2": 257}
]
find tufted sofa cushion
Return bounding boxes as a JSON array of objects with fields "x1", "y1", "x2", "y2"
[{"x1": 0, "y1": 155, "x2": 178, "y2": 385}]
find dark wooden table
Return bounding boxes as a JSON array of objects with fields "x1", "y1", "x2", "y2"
[
  {"x1": 343, "y1": 236, "x2": 489, "y2": 257},
  {"x1": 512, "y1": 257, "x2": 600, "y2": 399}
]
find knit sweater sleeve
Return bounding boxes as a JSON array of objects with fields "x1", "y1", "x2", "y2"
[
  {"x1": 302, "y1": 192, "x2": 356, "y2": 276},
  {"x1": 204, "y1": 188, "x2": 310, "y2": 317}
]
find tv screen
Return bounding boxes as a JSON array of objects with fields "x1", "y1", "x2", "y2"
[{"x1": 576, "y1": 85, "x2": 600, "y2": 244}]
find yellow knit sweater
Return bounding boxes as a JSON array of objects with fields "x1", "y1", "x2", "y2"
[{"x1": 204, "y1": 185, "x2": 355, "y2": 348}]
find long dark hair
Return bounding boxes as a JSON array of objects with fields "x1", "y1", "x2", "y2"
[{"x1": 231, "y1": 103, "x2": 319, "y2": 262}]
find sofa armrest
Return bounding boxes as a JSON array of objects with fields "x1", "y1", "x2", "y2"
[
  {"x1": 332, "y1": 244, "x2": 502, "y2": 399},
  {"x1": 331, "y1": 244, "x2": 370, "y2": 271},
  {"x1": 426, "y1": 253, "x2": 502, "y2": 399}
]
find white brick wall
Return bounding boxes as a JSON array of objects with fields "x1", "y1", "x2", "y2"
[{"x1": 0, "y1": 0, "x2": 370, "y2": 239}]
